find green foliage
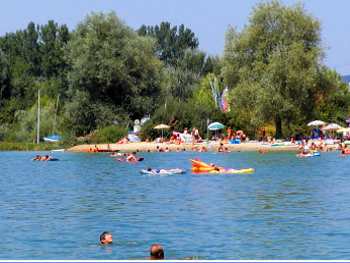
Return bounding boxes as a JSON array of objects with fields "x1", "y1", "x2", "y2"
[
  {"x1": 315, "y1": 68, "x2": 350, "y2": 123},
  {"x1": 140, "y1": 94, "x2": 225, "y2": 140},
  {"x1": 138, "y1": 22, "x2": 219, "y2": 102},
  {"x1": 3, "y1": 95, "x2": 58, "y2": 143},
  {"x1": 138, "y1": 22, "x2": 199, "y2": 66},
  {"x1": 0, "y1": 19, "x2": 71, "y2": 128},
  {"x1": 62, "y1": 90, "x2": 130, "y2": 136},
  {"x1": 67, "y1": 12, "x2": 163, "y2": 123},
  {"x1": 0, "y1": 50, "x2": 10, "y2": 104},
  {"x1": 222, "y1": 0, "x2": 342, "y2": 138},
  {"x1": 0, "y1": 142, "x2": 61, "y2": 151},
  {"x1": 90, "y1": 125, "x2": 128, "y2": 143}
]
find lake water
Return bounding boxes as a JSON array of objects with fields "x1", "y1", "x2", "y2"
[{"x1": 1, "y1": 150, "x2": 350, "y2": 259}]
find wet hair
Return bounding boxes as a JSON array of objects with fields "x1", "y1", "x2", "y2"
[
  {"x1": 147, "y1": 168, "x2": 152, "y2": 171},
  {"x1": 100, "y1": 231, "x2": 112, "y2": 243},
  {"x1": 150, "y1": 243, "x2": 164, "y2": 260},
  {"x1": 147, "y1": 149, "x2": 151, "y2": 152},
  {"x1": 132, "y1": 152, "x2": 136, "y2": 155}
]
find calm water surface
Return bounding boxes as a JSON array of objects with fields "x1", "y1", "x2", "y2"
[{"x1": 1, "y1": 150, "x2": 350, "y2": 259}]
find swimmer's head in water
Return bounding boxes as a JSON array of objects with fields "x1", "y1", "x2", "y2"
[
  {"x1": 100, "y1": 231, "x2": 113, "y2": 245},
  {"x1": 150, "y1": 243, "x2": 164, "y2": 260}
]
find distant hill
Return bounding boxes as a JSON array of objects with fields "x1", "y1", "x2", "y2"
[{"x1": 342, "y1": 75, "x2": 350, "y2": 84}]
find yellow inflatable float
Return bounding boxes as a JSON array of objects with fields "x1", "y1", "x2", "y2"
[{"x1": 191, "y1": 159, "x2": 254, "y2": 174}]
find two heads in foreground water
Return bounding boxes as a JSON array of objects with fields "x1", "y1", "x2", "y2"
[{"x1": 99, "y1": 231, "x2": 164, "y2": 260}]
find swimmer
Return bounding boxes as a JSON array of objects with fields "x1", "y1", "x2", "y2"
[
  {"x1": 209, "y1": 163, "x2": 221, "y2": 171},
  {"x1": 40, "y1": 155, "x2": 50, "y2": 161},
  {"x1": 126, "y1": 153, "x2": 137, "y2": 162},
  {"x1": 100, "y1": 231, "x2": 113, "y2": 245},
  {"x1": 258, "y1": 148, "x2": 268, "y2": 154},
  {"x1": 32, "y1": 155, "x2": 41, "y2": 161},
  {"x1": 218, "y1": 143, "x2": 224, "y2": 152},
  {"x1": 150, "y1": 243, "x2": 164, "y2": 260},
  {"x1": 199, "y1": 146, "x2": 208, "y2": 152},
  {"x1": 146, "y1": 167, "x2": 161, "y2": 174}
]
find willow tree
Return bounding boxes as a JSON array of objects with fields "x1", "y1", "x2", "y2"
[
  {"x1": 223, "y1": 1, "x2": 324, "y2": 138},
  {"x1": 66, "y1": 12, "x2": 164, "y2": 134}
]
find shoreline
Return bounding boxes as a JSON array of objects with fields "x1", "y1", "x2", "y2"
[
  {"x1": 67, "y1": 141, "x2": 304, "y2": 153},
  {"x1": 0, "y1": 141, "x2": 339, "y2": 153}
]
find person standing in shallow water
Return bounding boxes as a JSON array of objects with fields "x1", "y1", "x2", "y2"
[
  {"x1": 150, "y1": 243, "x2": 164, "y2": 260},
  {"x1": 100, "y1": 232, "x2": 113, "y2": 245}
]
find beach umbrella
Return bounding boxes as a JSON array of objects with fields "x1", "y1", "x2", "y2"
[
  {"x1": 154, "y1": 124, "x2": 170, "y2": 129},
  {"x1": 208, "y1": 122, "x2": 225, "y2": 131},
  {"x1": 154, "y1": 124, "x2": 170, "y2": 140},
  {"x1": 337, "y1": 127, "x2": 350, "y2": 133},
  {"x1": 322, "y1": 123, "x2": 343, "y2": 139},
  {"x1": 307, "y1": 120, "x2": 326, "y2": 127},
  {"x1": 322, "y1": 123, "x2": 342, "y2": 131}
]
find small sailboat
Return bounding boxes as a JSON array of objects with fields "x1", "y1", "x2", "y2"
[
  {"x1": 43, "y1": 95, "x2": 62, "y2": 143},
  {"x1": 43, "y1": 134, "x2": 62, "y2": 142}
]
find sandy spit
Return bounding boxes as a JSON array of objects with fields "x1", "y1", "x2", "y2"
[{"x1": 67, "y1": 141, "x2": 301, "y2": 153}]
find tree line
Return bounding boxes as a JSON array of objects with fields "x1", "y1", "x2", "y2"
[{"x1": 0, "y1": 1, "x2": 349, "y2": 144}]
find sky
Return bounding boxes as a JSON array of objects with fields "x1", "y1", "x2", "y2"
[{"x1": 1, "y1": 0, "x2": 350, "y2": 74}]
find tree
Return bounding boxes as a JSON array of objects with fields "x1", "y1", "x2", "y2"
[
  {"x1": 0, "y1": 50, "x2": 11, "y2": 104},
  {"x1": 23, "y1": 22, "x2": 41, "y2": 76},
  {"x1": 66, "y1": 12, "x2": 163, "y2": 134},
  {"x1": 40, "y1": 21, "x2": 70, "y2": 79},
  {"x1": 138, "y1": 22, "x2": 199, "y2": 67},
  {"x1": 315, "y1": 67, "x2": 350, "y2": 123},
  {"x1": 138, "y1": 22, "x2": 220, "y2": 102},
  {"x1": 223, "y1": 1, "x2": 327, "y2": 138}
]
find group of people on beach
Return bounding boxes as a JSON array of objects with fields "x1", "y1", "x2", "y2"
[
  {"x1": 225, "y1": 127, "x2": 247, "y2": 142},
  {"x1": 167, "y1": 128, "x2": 202, "y2": 144},
  {"x1": 99, "y1": 232, "x2": 164, "y2": 260}
]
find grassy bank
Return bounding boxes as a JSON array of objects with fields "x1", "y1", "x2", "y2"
[{"x1": 0, "y1": 142, "x2": 66, "y2": 151}]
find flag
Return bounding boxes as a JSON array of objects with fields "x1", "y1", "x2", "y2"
[
  {"x1": 209, "y1": 77, "x2": 221, "y2": 109},
  {"x1": 220, "y1": 87, "x2": 230, "y2": 113}
]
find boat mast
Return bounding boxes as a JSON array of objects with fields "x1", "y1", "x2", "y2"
[
  {"x1": 52, "y1": 94, "x2": 60, "y2": 134},
  {"x1": 36, "y1": 89, "x2": 40, "y2": 144}
]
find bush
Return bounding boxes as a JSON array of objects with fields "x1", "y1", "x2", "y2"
[
  {"x1": 90, "y1": 125, "x2": 128, "y2": 143},
  {"x1": 0, "y1": 142, "x2": 61, "y2": 151}
]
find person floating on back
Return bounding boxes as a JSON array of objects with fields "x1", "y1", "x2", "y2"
[
  {"x1": 150, "y1": 243, "x2": 164, "y2": 260},
  {"x1": 100, "y1": 231, "x2": 113, "y2": 245}
]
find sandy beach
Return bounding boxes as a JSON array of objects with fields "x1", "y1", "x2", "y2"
[{"x1": 67, "y1": 141, "x2": 304, "y2": 153}]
